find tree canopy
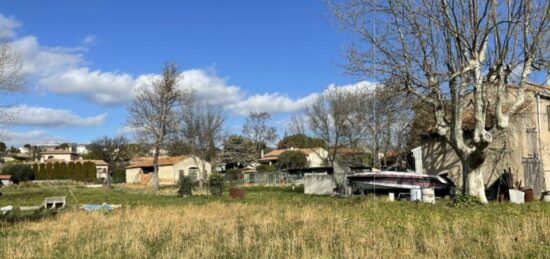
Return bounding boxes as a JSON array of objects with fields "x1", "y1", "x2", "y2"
[
  {"x1": 277, "y1": 134, "x2": 326, "y2": 149},
  {"x1": 278, "y1": 150, "x2": 308, "y2": 169}
]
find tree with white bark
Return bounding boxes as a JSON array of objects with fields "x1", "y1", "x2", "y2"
[
  {"x1": 331, "y1": 0, "x2": 550, "y2": 202},
  {"x1": 127, "y1": 62, "x2": 191, "y2": 190}
]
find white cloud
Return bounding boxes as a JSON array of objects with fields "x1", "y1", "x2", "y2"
[
  {"x1": 13, "y1": 36, "x2": 84, "y2": 76},
  {"x1": 0, "y1": 105, "x2": 107, "y2": 127},
  {"x1": 1, "y1": 13, "x2": 377, "y2": 116},
  {"x1": 116, "y1": 126, "x2": 138, "y2": 136},
  {"x1": 0, "y1": 14, "x2": 21, "y2": 39},
  {"x1": 82, "y1": 34, "x2": 97, "y2": 46},
  {"x1": 39, "y1": 68, "x2": 142, "y2": 105},
  {"x1": 1, "y1": 130, "x2": 65, "y2": 147}
]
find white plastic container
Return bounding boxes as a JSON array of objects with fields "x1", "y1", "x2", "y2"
[
  {"x1": 509, "y1": 189, "x2": 525, "y2": 204},
  {"x1": 421, "y1": 188, "x2": 435, "y2": 204},
  {"x1": 410, "y1": 188, "x2": 422, "y2": 201},
  {"x1": 388, "y1": 192, "x2": 395, "y2": 201}
]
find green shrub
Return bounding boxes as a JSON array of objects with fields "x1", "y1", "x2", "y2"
[
  {"x1": 452, "y1": 195, "x2": 483, "y2": 208},
  {"x1": 278, "y1": 150, "x2": 308, "y2": 169},
  {"x1": 111, "y1": 169, "x2": 126, "y2": 183},
  {"x1": 2, "y1": 164, "x2": 34, "y2": 184},
  {"x1": 225, "y1": 169, "x2": 242, "y2": 181},
  {"x1": 177, "y1": 176, "x2": 194, "y2": 197},
  {"x1": 209, "y1": 173, "x2": 224, "y2": 196},
  {"x1": 256, "y1": 164, "x2": 277, "y2": 172}
]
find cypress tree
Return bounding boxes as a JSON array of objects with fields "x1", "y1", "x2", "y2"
[
  {"x1": 75, "y1": 162, "x2": 83, "y2": 181},
  {"x1": 32, "y1": 164, "x2": 39, "y2": 180},
  {"x1": 88, "y1": 162, "x2": 97, "y2": 181},
  {"x1": 39, "y1": 163, "x2": 46, "y2": 180},
  {"x1": 45, "y1": 163, "x2": 53, "y2": 180},
  {"x1": 60, "y1": 162, "x2": 69, "y2": 179},
  {"x1": 53, "y1": 162, "x2": 61, "y2": 179},
  {"x1": 67, "y1": 162, "x2": 75, "y2": 180}
]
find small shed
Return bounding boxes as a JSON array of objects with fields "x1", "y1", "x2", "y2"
[
  {"x1": 288, "y1": 167, "x2": 336, "y2": 195},
  {"x1": 0, "y1": 175, "x2": 12, "y2": 186},
  {"x1": 125, "y1": 155, "x2": 211, "y2": 185}
]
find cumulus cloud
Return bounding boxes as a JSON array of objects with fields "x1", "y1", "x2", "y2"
[
  {"x1": 0, "y1": 105, "x2": 107, "y2": 127},
  {"x1": 13, "y1": 36, "x2": 84, "y2": 76},
  {"x1": 1, "y1": 13, "x2": 377, "y2": 116},
  {"x1": 0, "y1": 14, "x2": 20, "y2": 39},
  {"x1": 1, "y1": 130, "x2": 65, "y2": 147}
]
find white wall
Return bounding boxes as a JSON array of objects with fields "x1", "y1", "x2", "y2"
[{"x1": 304, "y1": 173, "x2": 336, "y2": 195}]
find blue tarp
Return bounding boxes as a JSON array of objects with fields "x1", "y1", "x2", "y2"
[{"x1": 80, "y1": 204, "x2": 114, "y2": 212}]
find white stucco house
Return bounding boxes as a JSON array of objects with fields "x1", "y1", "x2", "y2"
[
  {"x1": 125, "y1": 155, "x2": 212, "y2": 185},
  {"x1": 259, "y1": 147, "x2": 328, "y2": 168},
  {"x1": 40, "y1": 149, "x2": 81, "y2": 162},
  {"x1": 36, "y1": 148, "x2": 108, "y2": 179}
]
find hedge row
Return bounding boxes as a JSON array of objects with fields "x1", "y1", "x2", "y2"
[{"x1": 32, "y1": 161, "x2": 97, "y2": 182}]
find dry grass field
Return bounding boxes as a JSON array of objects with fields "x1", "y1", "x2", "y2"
[{"x1": 1, "y1": 183, "x2": 550, "y2": 258}]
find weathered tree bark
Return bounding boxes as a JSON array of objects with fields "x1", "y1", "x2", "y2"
[
  {"x1": 152, "y1": 144, "x2": 160, "y2": 191},
  {"x1": 467, "y1": 166, "x2": 488, "y2": 203},
  {"x1": 331, "y1": 0, "x2": 550, "y2": 203}
]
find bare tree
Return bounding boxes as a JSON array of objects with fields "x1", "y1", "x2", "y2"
[
  {"x1": 86, "y1": 135, "x2": 130, "y2": 164},
  {"x1": 366, "y1": 81, "x2": 413, "y2": 168},
  {"x1": 286, "y1": 113, "x2": 306, "y2": 136},
  {"x1": 127, "y1": 62, "x2": 191, "y2": 190},
  {"x1": 331, "y1": 0, "x2": 550, "y2": 202},
  {"x1": 0, "y1": 42, "x2": 24, "y2": 139},
  {"x1": 180, "y1": 96, "x2": 226, "y2": 186},
  {"x1": 242, "y1": 112, "x2": 277, "y2": 162},
  {"x1": 306, "y1": 88, "x2": 370, "y2": 166}
]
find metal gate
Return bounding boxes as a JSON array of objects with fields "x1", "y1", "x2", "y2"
[{"x1": 522, "y1": 157, "x2": 545, "y2": 197}]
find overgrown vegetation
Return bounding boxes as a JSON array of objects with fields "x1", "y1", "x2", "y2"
[
  {"x1": 1, "y1": 184, "x2": 550, "y2": 258},
  {"x1": 177, "y1": 176, "x2": 194, "y2": 196},
  {"x1": 1, "y1": 163, "x2": 34, "y2": 184},
  {"x1": 277, "y1": 150, "x2": 308, "y2": 169},
  {"x1": 208, "y1": 173, "x2": 224, "y2": 195}
]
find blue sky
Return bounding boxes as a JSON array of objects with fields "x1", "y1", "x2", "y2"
[{"x1": 0, "y1": 1, "x2": 365, "y2": 147}]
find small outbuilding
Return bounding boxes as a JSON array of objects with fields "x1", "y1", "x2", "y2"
[
  {"x1": 0, "y1": 175, "x2": 12, "y2": 186},
  {"x1": 125, "y1": 155, "x2": 212, "y2": 185}
]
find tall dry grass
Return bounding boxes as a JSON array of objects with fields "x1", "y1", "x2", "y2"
[{"x1": 1, "y1": 201, "x2": 550, "y2": 258}]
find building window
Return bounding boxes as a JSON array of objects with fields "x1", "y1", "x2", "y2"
[{"x1": 188, "y1": 167, "x2": 199, "y2": 181}]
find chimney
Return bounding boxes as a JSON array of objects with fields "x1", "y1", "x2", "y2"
[{"x1": 261, "y1": 149, "x2": 264, "y2": 158}]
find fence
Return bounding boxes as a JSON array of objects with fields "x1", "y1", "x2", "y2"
[{"x1": 224, "y1": 171, "x2": 303, "y2": 186}]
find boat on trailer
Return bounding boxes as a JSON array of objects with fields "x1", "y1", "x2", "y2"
[{"x1": 346, "y1": 171, "x2": 455, "y2": 198}]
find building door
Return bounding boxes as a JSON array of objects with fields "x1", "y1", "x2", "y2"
[
  {"x1": 523, "y1": 157, "x2": 545, "y2": 197},
  {"x1": 411, "y1": 146, "x2": 423, "y2": 174}
]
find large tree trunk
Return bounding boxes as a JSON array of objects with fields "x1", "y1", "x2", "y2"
[
  {"x1": 459, "y1": 157, "x2": 488, "y2": 203},
  {"x1": 152, "y1": 145, "x2": 160, "y2": 191},
  {"x1": 466, "y1": 166, "x2": 488, "y2": 203}
]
